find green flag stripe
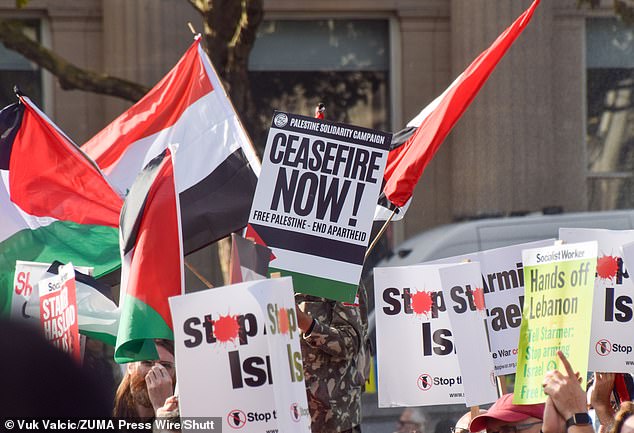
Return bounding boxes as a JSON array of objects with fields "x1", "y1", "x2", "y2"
[
  {"x1": 0, "y1": 221, "x2": 120, "y2": 316},
  {"x1": 80, "y1": 329, "x2": 117, "y2": 347},
  {"x1": 115, "y1": 295, "x2": 173, "y2": 364},
  {"x1": 268, "y1": 267, "x2": 358, "y2": 302}
]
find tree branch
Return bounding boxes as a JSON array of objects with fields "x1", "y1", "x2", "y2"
[
  {"x1": 186, "y1": 0, "x2": 208, "y2": 15},
  {"x1": 0, "y1": 19, "x2": 149, "y2": 102}
]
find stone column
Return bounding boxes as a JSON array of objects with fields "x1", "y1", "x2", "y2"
[
  {"x1": 396, "y1": 2, "x2": 454, "y2": 240},
  {"x1": 47, "y1": 0, "x2": 104, "y2": 142},
  {"x1": 449, "y1": 0, "x2": 586, "y2": 218},
  {"x1": 101, "y1": 0, "x2": 201, "y2": 121}
]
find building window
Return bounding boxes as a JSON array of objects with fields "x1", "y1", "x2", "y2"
[
  {"x1": 249, "y1": 19, "x2": 390, "y2": 153},
  {"x1": 586, "y1": 18, "x2": 634, "y2": 210}
]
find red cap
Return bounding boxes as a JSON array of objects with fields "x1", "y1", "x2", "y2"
[{"x1": 469, "y1": 394, "x2": 544, "y2": 432}]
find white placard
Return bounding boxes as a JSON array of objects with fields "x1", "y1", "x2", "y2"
[
  {"x1": 247, "y1": 111, "x2": 390, "y2": 302},
  {"x1": 169, "y1": 277, "x2": 311, "y2": 432},
  {"x1": 427, "y1": 239, "x2": 555, "y2": 376},
  {"x1": 439, "y1": 262, "x2": 498, "y2": 406},
  {"x1": 374, "y1": 264, "x2": 465, "y2": 407},
  {"x1": 559, "y1": 228, "x2": 634, "y2": 372}
]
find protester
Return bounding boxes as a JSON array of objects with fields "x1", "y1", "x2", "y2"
[
  {"x1": 468, "y1": 393, "x2": 544, "y2": 433},
  {"x1": 542, "y1": 351, "x2": 594, "y2": 433},
  {"x1": 392, "y1": 407, "x2": 429, "y2": 433},
  {"x1": 295, "y1": 283, "x2": 369, "y2": 433},
  {"x1": 543, "y1": 351, "x2": 594, "y2": 433},
  {"x1": 0, "y1": 319, "x2": 110, "y2": 416},
  {"x1": 455, "y1": 409, "x2": 486, "y2": 433},
  {"x1": 469, "y1": 351, "x2": 595, "y2": 433},
  {"x1": 590, "y1": 372, "x2": 617, "y2": 433},
  {"x1": 113, "y1": 339, "x2": 176, "y2": 420},
  {"x1": 610, "y1": 401, "x2": 634, "y2": 433}
]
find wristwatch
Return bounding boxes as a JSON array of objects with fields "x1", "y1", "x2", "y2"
[{"x1": 565, "y1": 413, "x2": 592, "y2": 429}]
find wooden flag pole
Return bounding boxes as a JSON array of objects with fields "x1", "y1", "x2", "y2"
[
  {"x1": 497, "y1": 375, "x2": 508, "y2": 395},
  {"x1": 187, "y1": 22, "x2": 197, "y2": 35},
  {"x1": 365, "y1": 208, "x2": 397, "y2": 260},
  {"x1": 184, "y1": 259, "x2": 214, "y2": 289},
  {"x1": 470, "y1": 406, "x2": 480, "y2": 420}
]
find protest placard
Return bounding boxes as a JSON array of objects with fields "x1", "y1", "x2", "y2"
[
  {"x1": 427, "y1": 239, "x2": 554, "y2": 376},
  {"x1": 374, "y1": 264, "x2": 465, "y2": 407},
  {"x1": 438, "y1": 262, "x2": 498, "y2": 406},
  {"x1": 622, "y1": 241, "x2": 634, "y2": 320},
  {"x1": 38, "y1": 263, "x2": 81, "y2": 362},
  {"x1": 623, "y1": 240, "x2": 634, "y2": 282},
  {"x1": 247, "y1": 111, "x2": 391, "y2": 302},
  {"x1": 169, "y1": 277, "x2": 311, "y2": 432},
  {"x1": 513, "y1": 241, "x2": 597, "y2": 404},
  {"x1": 12, "y1": 261, "x2": 92, "y2": 326},
  {"x1": 560, "y1": 228, "x2": 634, "y2": 373}
]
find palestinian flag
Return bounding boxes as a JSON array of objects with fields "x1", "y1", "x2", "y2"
[
  {"x1": 229, "y1": 233, "x2": 271, "y2": 284},
  {"x1": 83, "y1": 35, "x2": 261, "y2": 254},
  {"x1": 375, "y1": 0, "x2": 540, "y2": 221},
  {"x1": 0, "y1": 96, "x2": 122, "y2": 317},
  {"x1": 116, "y1": 148, "x2": 183, "y2": 363}
]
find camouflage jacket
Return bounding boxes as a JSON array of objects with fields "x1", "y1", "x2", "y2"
[{"x1": 296, "y1": 285, "x2": 368, "y2": 433}]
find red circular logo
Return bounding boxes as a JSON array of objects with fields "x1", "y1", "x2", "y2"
[
  {"x1": 227, "y1": 409, "x2": 247, "y2": 429},
  {"x1": 290, "y1": 403, "x2": 301, "y2": 422},
  {"x1": 596, "y1": 339, "x2": 611, "y2": 356},
  {"x1": 417, "y1": 373, "x2": 433, "y2": 391}
]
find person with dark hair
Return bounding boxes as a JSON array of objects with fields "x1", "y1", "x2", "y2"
[
  {"x1": 113, "y1": 339, "x2": 176, "y2": 420},
  {"x1": 0, "y1": 319, "x2": 110, "y2": 416},
  {"x1": 610, "y1": 401, "x2": 634, "y2": 433}
]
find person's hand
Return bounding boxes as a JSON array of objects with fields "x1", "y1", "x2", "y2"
[
  {"x1": 591, "y1": 372, "x2": 616, "y2": 427},
  {"x1": 146, "y1": 364, "x2": 174, "y2": 413},
  {"x1": 295, "y1": 301, "x2": 313, "y2": 333},
  {"x1": 542, "y1": 351, "x2": 587, "y2": 420},
  {"x1": 156, "y1": 395, "x2": 179, "y2": 418},
  {"x1": 542, "y1": 396, "x2": 566, "y2": 433}
]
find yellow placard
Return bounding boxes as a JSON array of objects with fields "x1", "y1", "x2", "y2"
[{"x1": 513, "y1": 242, "x2": 597, "y2": 404}]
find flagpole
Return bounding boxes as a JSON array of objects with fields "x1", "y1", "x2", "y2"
[
  {"x1": 365, "y1": 208, "x2": 397, "y2": 260},
  {"x1": 184, "y1": 259, "x2": 214, "y2": 289}
]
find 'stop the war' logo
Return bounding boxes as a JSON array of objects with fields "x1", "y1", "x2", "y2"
[
  {"x1": 273, "y1": 113, "x2": 289, "y2": 128},
  {"x1": 227, "y1": 409, "x2": 247, "y2": 429},
  {"x1": 417, "y1": 373, "x2": 433, "y2": 391},
  {"x1": 290, "y1": 403, "x2": 301, "y2": 422},
  {"x1": 596, "y1": 339, "x2": 611, "y2": 356}
]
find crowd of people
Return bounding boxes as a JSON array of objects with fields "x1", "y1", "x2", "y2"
[
  {"x1": 5, "y1": 280, "x2": 634, "y2": 433},
  {"x1": 2, "y1": 282, "x2": 370, "y2": 432}
]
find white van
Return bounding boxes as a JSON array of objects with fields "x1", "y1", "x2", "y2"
[{"x1": 378, "y1": 209, "x2": 634, "y2": 267}]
